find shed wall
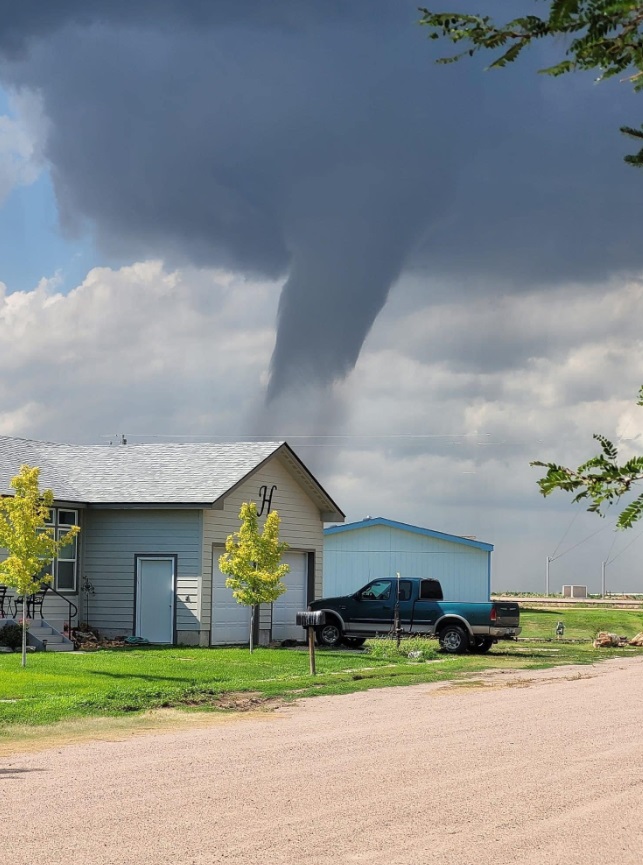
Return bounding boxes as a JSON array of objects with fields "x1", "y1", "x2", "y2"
[{"x1": 323, "y1": 524, "x2": 490, "y2": 602}]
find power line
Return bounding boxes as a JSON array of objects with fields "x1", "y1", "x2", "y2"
[
  {"x1": 550, "y1": 507, "x2": 582, "y2": 560},
  {"x1": 101, "y1": 432, "x2": 493, "y2": 440},
  {"x1": 608, "y1": 526, "x2": 643, "y2": 564},
  {"x1": 553, "y1": 517, "x2": 617, "y2": 561},
  {"x1": 603, "y1": 525, "x2": 620, "y2": 564}
]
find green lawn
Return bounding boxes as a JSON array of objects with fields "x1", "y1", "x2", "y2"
[
  {"x1": 518, "y1": 606, "x2": 643, "y2": 641},
  {"x1": 1, "y1": 606, "x2": 643, "y2": 730}
]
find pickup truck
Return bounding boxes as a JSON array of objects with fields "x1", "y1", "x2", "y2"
[{"x1": 308, "y1": 577, "x2": 520, "y2": 653}]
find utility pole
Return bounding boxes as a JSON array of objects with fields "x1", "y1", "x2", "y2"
[
  {"x1": 394, "y1": 571, "x2": 402, "y2": 649},
  {"x1": 545, "y1": 556, "x2": 551, "y2": 597},
  {"x1": 601, "y1": 561, "x2": 606, "y2": 598}
]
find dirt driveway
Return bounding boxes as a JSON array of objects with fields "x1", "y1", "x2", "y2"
[{"x1": 2, "y1": 657, "x2": 643, "y2": 865}]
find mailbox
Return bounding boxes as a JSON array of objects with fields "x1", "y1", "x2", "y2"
[{"x1": 296, "y1": 610, "x2": 326, "y2": 628}]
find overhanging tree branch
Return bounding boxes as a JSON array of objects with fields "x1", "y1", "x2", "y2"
[{"x1": 419, "y1": 2, "x2": 643, "y2": 165}]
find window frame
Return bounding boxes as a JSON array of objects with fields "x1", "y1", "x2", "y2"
[{"x1": 48, "y1": 508, "x2": 79, "y2": 593}]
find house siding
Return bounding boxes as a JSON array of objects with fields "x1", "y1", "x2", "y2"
[
  {"x1": 202, "y1": 453, "x2": 324, "y2": 643},
  {"x1": 83, "y1": 509, "x2": 203, "y2": 641},
  {"x1": 324, "y1": 524, "x2": 491, "y2": 603}
]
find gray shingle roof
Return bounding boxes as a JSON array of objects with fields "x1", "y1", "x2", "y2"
[{"x1": 0, "y1": 437, "x2": 285, "y2": 505}]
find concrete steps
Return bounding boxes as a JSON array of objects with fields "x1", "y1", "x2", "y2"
[{"x1": 27, "y1": 620, "x2": 74, "y2": 652}]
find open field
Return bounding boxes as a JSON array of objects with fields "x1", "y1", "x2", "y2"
[
  {"x1": 495, "y1": 594, "x2": 643, "y2": 609},
  {"x1": 518, "y1": 606, "x2": 643, "y2": 639},
  {"x1": 2, "y1": 606, "x2": 643, "y2": 731}
]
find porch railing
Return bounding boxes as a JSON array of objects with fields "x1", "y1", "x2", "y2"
[
  {"x1": 47, "y1": 586, "x2": 79, "y2": 637},
  {"x1": 0, "y1": 584, "x2": 78, "y2": 633}
]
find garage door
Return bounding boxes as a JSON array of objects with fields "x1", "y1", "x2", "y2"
[
  {"x1": 272, "y1": 552, "x2": 307, "y2": 642},
  {"x1": 211, "y1": 549, "x2": 251, "y2": 645}
]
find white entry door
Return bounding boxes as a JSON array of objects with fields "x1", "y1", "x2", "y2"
[
  {"x1": 135, "y1": 557, "x2": 175, "y2": 644},
  {"x1": 211, "y1": 547, "x2": 251, "y2": 645},
  {"x1": 272, "y1": 552, "x2": 307, "y2": 642}
]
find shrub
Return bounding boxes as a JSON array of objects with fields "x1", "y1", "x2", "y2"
[
  {"x1": 366, "y1": 636, "x2": 439, "y2": 662},
  {"x1": 0, "y1": 622, "x2": 23, "y2": 650}
]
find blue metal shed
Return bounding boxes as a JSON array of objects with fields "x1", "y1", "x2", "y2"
[{"x1": 323, "y1": 517, "x2": 493, "y2": 602}]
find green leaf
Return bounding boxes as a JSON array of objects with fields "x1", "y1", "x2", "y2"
[
  {"x1": 617, "y1": 493, "x2": 643, "y2": 529},
  {"x1": 593, "y1": 434, "x2": 618, "y2": 460},
  {"x1": 488, "y1": 41, "x2": 526, "y2": 68},
  {"x1": 549, "y1": 0, "x2": 581, "y2": 28}
]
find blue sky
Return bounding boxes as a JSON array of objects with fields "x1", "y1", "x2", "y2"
[{"x1": 0, "y1": 86, "x2": 97, "y2": 294}]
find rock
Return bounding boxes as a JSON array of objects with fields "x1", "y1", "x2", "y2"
[
  {"x1": 593, "y1": 631, "x2": 629, "y2": 648},
  {"x1": 594, "y1": 632, "x2": 618, "y2": 648},
  {"x1": 0, "y1": 646, "x2": 13, "y2": 653}
]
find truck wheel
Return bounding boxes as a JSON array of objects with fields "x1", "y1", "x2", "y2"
[
  {"x1": 316, "y1": 621, "x2": 343, "y2": 648},
  {"x1": 438, "y1": 625, "x2": 469, "y2": 654},
  {"x1": 343, "y1": 637, "x2": 366, "y2": 648},
  {"x1": 471, "y1": 636, "x2": 494, "y2": 654}
]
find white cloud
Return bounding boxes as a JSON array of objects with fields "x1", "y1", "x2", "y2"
[
  {"x1": 323, "y1": 274, "x2": 643, "y2": 592},
  {"x1": 1, "y1": 261, "x2": 642, "y2": 593},
  {"x1": 0, "y1": 89, "x2": 46, "y2": 204},
  {"x1": 0, "y1": 261, "x2": 280, "y2": 442}
]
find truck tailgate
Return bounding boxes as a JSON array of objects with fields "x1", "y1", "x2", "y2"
[{"x1": 493, "y1": 603, "x2": 520, "y2": 628}]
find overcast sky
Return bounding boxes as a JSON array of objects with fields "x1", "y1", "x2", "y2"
[{"x1": 0, "y1": 0, "x2": 642, "y2": 593}]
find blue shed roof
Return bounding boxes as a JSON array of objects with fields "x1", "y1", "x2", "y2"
[{"x1": 324, "y1": 517, "x2": 493, "y2": 552}]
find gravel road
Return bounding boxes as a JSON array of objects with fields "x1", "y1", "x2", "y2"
[{"x1": 2, "y1": 657, "x2": 643, "y2": 865}]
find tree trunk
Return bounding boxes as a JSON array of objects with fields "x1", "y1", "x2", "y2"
[
  {"x1": 21, "y1": 595, "x2": 27, "y2": 668},
  {"x1": 249, "y1": 605, "x2": 255, "y2": 654}
]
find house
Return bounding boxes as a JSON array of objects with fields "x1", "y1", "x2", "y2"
[
  {"x1": 323, "y1": 517, "x2": 493, "y2": 602},
  {"x1": 0, "y1": 436, "x2": 344, "y2": 646}
]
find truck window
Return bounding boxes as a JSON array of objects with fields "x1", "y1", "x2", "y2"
[
  {"x1": 360, "y1": 580, "x2": 392, "y2": 601},
  {"x1": 420, "y1": 580, "x2": 443, "y2": 600},
  {"x1": 397, "y1": 581, "x2": 412, "y2": 601}
]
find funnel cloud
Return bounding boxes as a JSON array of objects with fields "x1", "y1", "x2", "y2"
[{"x1": 1, "y1": 1, "x2": 642, "y2": 401}]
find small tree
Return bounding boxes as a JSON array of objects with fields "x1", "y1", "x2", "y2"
[
  {"x1": 219, "y1": 502, "x2": 289, "y2": 652},
  {"x1": 0, "y1": 465, "x2": 80, "y2": 667}
]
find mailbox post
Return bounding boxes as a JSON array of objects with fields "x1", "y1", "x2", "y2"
[{"x1": 296, "y1": 610, "x2": 326, "y2": 675}]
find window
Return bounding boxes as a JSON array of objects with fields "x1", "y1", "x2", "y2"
[
  {"x1": 420, "y1": 579, "x2": 443, "y2": 600},
  {"x1": 361, "y1": 580, "x2": 392, "y2": 601},
  {"x1": 41, "y1": 509, "x2": 79, "y2": 592},
  {"x1": 397, "y1": 581, "x2": 412, "y2": 602}
]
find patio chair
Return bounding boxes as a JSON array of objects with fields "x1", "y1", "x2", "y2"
[
  {"x1": 30, "y1": 586, "x2": 50, "y2": 619},
  {"x1": 12, "y1": 585, "x2": 49, "y2": 620},
  {"x1": 0, "y1": 585, "x2": 8, "y2": 618}
]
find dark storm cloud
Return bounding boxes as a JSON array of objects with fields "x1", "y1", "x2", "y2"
[
  {"x1": 0, "y1": 1, "x2": 368, "y2": 54},
  {"x1": 0, "y1": 0, "x2": 642, "y2": 397}
]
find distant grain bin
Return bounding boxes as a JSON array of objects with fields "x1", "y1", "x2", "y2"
[{"x1": 323, "y1": 517, "x2": 493, "y2": 602}]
